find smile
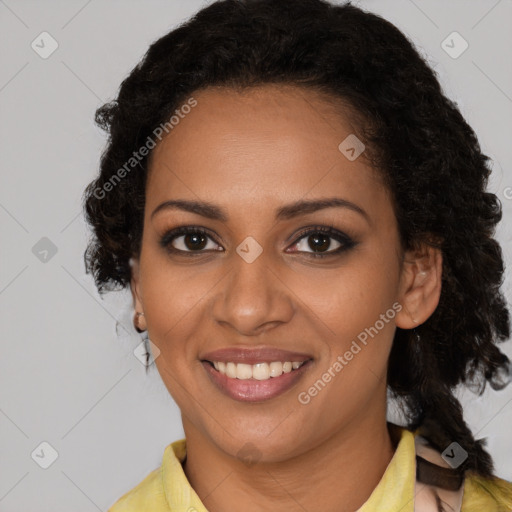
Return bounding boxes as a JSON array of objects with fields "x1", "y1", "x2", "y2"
[
  {"x1": 209, "y1": 360, "x2": 306, "y2": 380},
  {"x1": 201, "y1": 359, "x2": 313, "y2": 402}
]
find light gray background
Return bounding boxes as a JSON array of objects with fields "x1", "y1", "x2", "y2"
[{"x1": 1, "y1": 1, "x2": 511, "y2": 510}]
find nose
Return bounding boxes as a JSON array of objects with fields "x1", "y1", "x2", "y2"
[{"x1": 211, "y1": 248, "x2": 295, "y2": 337}]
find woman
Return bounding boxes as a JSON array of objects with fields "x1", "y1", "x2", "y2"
[{"x1": 82, "y1": 0, "x2": 512, "y2": 510}]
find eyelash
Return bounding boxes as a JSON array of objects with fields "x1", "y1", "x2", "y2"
[{"x1": 159, "y1": 225, "x2": 357, "y2": 259}]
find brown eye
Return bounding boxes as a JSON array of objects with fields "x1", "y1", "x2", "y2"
[
  {"x1": 305, "y1": 233, "x2": 337, "y2": 253},
  {"x1": 181, "y1": 232, "x2": 208, "y2": 251},
  {"x1": 159, "y1": 227, "x2": 222, "y2": 254},
  {"x1": 288, "y1": 226, "x2": 357, "y2": 258}
]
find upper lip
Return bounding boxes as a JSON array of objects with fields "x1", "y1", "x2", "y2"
[{"x1": 200, "y1": 346, "x2": 313, "y2": 365}]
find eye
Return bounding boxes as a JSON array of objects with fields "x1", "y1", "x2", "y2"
[
  {"x1": 159, "y1": 226, "x2": 222, "y2": 255},
  {"x1": 287, "y1": 225, "x2": 357, "y2": 258},
  {"x1": 159, "y1": 224, "x2": 357, "y2": 258}
]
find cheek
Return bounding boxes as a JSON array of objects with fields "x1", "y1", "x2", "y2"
[
  {"x1": 297, "y1": 254, "x2": 399, "y2": 392},
  {"x1": 139, "y1": 256, "x2": 209, "y2": 357},
  {"x1": 297, "y1": 255, "x2": 399, "y2": 341}
]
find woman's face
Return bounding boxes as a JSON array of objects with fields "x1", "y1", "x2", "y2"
[{"x1": 131, "y1": 84, "x2": 438, "y2": 462}]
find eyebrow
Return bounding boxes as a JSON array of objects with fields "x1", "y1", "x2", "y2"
[{"x1": 151, "y1": 197, "x2": 370, "y2": 223}]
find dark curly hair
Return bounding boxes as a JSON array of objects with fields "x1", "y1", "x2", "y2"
[{"x1": 82, "y1": 0, "x2": 512, "y2": 479}]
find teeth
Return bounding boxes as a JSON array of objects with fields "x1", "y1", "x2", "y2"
[{"x1": 210, "y1": 360, "x2": 307, "y2": 380}]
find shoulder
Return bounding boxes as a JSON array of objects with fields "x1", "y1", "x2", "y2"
[
  {"x1": 107, "y1": 438, "x2": 204, "y2": 512},
  {"x1": 411, "y1": 428, "x2": 512, "y2": 512},
  {"x1": 462, "y1": 472, "x2": 512, "y2": 512},
  {"x1": 107, "y1": 445, "x2": 175, "y2": 512}
]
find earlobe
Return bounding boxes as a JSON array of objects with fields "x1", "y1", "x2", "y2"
[
  {"x1": 129, "y1": 257, "x2": 147, "y2": 332},
  {"x1": 395, "y1": 242, "x2": 443, "y2": 330}
]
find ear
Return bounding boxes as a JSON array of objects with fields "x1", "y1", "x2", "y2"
[
  {"x1": 129, "y1": 257, "x2": 146, "y2": 330},
  {"x1": 395, "y1": 240, "x2": 443, "y2": 329}
]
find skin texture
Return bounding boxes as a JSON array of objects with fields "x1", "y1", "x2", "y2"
[{"x1": 130, "y1": 84, "x2": 443, "y2": 512}]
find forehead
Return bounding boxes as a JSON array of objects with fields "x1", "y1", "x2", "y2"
[{"x1": 146, "y1": 84, "x2": 389, "y2": 219}]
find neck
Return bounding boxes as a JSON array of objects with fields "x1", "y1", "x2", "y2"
[{"x1": 181, "y1": 413, "x2": 398, "y2": 512}]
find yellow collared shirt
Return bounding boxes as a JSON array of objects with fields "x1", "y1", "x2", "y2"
[{"x1": 108, "y1": 427, "x2": 512, "y2": 511}]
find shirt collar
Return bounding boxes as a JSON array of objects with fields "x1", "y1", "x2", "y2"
[
  {"x1": 357, "y1": 425, "x2": 416, "y2": 511},
  {"x1": 162, "y1": 438, "x2": 209, "y2": 512}
]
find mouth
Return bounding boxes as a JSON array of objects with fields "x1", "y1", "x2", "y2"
[
  {"x1": 200, "y1": 357, "x2": 314, "y2": 402},
  {"x1": 203, "y1": 359, "x2": 309, "y2": 379}
]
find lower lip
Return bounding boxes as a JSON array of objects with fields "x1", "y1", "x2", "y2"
[{"x1": 201, "y1": 360, "x2": 312, "y2": 402}]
